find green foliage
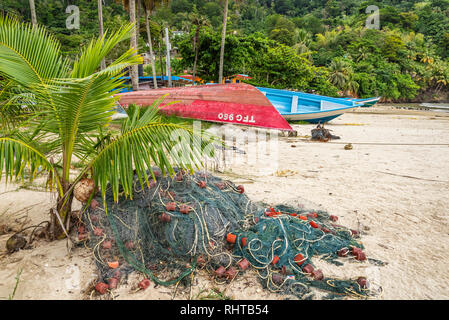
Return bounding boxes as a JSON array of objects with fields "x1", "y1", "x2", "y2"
[{"x1": 1, "y1": 0, "x2": 449, "y2": 101}]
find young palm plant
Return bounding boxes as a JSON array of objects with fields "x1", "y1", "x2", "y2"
[{"x1": 0, "y1": 14, "x2": 211, "y2": 239}]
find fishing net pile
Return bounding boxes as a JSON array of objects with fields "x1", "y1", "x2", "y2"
[{"x1": 78, "y1": 168, "x2": 381, "y2": 299}]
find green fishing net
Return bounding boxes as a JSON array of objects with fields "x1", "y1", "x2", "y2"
[{"x1": 81, "y1": 168, "x2": 381, "y2": 299}]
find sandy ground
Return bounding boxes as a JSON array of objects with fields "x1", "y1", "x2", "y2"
[{"x1": 1, "y1": 105, "x2": 449, "y2": 300}]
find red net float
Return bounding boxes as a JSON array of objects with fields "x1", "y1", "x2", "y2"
[
  {"x1": 225, "y1": 267, "x2": 237, "y2": 280},
  {"x1": 125, "y1": 241, "x2": 134, "y2": 249},
  {"x1": 294, "y1": 253, "x2": 306, "y2": 266},
  {"x1": 352, "y1": 247, "x2": 362, "y2": 256},
  {"x1": 355, "y1": 251, "x2": 366, "y2": 261},
  {"x1": 351, "y1": 229, "x2": 360, "y2": 237},
  {"x1": 290, "y1": 213, "x2": 297, "y2": 217},
  {"x1": 321, "y1": 227, "x2": 331, "y2": 233},
  {"x1": 90, "y1": 199, "x2": 100, "y2": 210},
  {"x1": 299, "y1": 215, "x2": 307, "y2": 221},
  {"x1": 309, "y1": 221, "x2": 319, "y2": 229},
  {"x1": 165, "y1": 202, "x2": 176, "y2": 211},
  {"x1": 179, "y1": 204, "x2": 191, "y2": 214},
  {"x1": 196, "y1": 255, "x2": 206, "y2": 267},
  {"x1": 329, "y1": 215, "x2": 338, "y2": 222},
  {"x1": 357, "y1": 277, "x2": 369, "y2": 289},
  {"x1": 241, "y1": 237, "x2": 248, "y2": 247},
  {"x1": 197, "y1": 181, "x2": 207, "y2": 188},
  {"x1": 215, "y1": 266, "x2": 226, "y2": 278},
  {"x1": 272, "y1": 273, "x2": 284, "y2": 286},
  {"x1": 272, "y1": 255, "x2": 280, "y2": 265},
  {"x1": 93, "y1": 227, "x2": 103, "y2": 236},
  {"x1": 108, "y1": 261, "x2": 119, "y2": 269},
  {"x1": 226, "y1": 233, "x2": 237, "y2": 244},
  {"x1": 312, "y1": 269, "x2": 324, "y2": 281},
  {"x1": 78, "y1": 226, "x2": 85, "y2": 234},
  {"x1": 102, "y1": 240, "x2": 112, "y2": 250},
  {"x1": 338, "y1": 248, "x2": 349, "y2": 257},
  {"x1": 107, "y1": 277, "x2": 118, "y2": 289},
  {"x1": 159, "y1": 212, "x2": 171, "y2": 223},
  {"x1": 176, "y1": 172, "x2": 183, "y2": 181},
  {"x1": 95, "y1": 282, "x2": 109, "y2": 295},
  {"x1": 78, "y1": 233, "x2": 88, "y2": 241},
  {"x1": 138, "y1": 279, "x2": 151, "y2": 290},
  {"x1": 237, "y1": 185, "x2": 245, "y2": 194},
  {"x1": 302, "y1": 264, "x2": 314, "y2": 274},
  {"x1": 238, "y1": 258, "x2": 250, "y2": 271}
]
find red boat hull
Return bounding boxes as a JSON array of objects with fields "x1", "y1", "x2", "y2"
[{"x1": 116, "y1": 84, "x2": 292, "y2": 131}]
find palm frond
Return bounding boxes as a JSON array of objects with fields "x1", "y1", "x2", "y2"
[
  {"x1": 0, "y1": 137, "x2": 61, "y2": 193},
  {"x1": 88, "y1": 102, "x2": 217, "y2": 204}
]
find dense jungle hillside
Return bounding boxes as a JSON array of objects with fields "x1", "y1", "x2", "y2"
[{"x1": 2, "y1": 0, "x2": 449, "y2": 101}]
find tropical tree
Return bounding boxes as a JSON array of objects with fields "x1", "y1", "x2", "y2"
[
  {"x1": 98, "y1": 0, "x2": 106, "y2": 70},
  {"x1": 328, "y1": 58, "x2": 353, "y2": 92},
  {"x1": 142, "y1": 0, "x2": 168, "y2": 89},
  {"x1": 190, "y1": 12, "x2": 209, "y2": 85},
  {"x1": 218, "y1": 0, "x2": 229, "y2": 84},
  {"x1": 29, "y1": 0, "x2": 37, "y2": 26},
  {"x1": 0, "y1": 14, "x2": 211, "y2": 239}
]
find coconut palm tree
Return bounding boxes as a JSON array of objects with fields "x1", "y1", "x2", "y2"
[
  {"x1": 142, "y1": 0, "x2": 167, "y2": 89},
  {"x1": 190, "y1": 13, "x2": 209, "y2": 85},
  {"x1": 98, "y1": 0, "x2": 106, "y2": 70},
  {"x1": 117, "y1": 0, "x2": 140, "y2": 90},
  {"x1": 0, "y1": 14, "x2": 210, "y2": 238},
  {"x1": 218, "y1": 0, "x2": 229, "y2": 84},
  {"x1": 328, "y1": 58, "x2": 352, "y2": 92},
  {"x1": 29, "y1": 0, "x2": 37, "y2": 26}
]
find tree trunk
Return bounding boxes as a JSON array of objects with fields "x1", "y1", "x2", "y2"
[
  {"x1": 29, "y1": 0, "x2": 37, "y2": 26},
  {"x1": 98, "y1": 0, "x2": 106, "y2": 70},
  {"x1": 129, "y1": 0, "x2": 139, "y2": 91},
  {"x1": 218, "y1": 0, "x2": 229, "y2": 84},
  {"x1": 192, "y1": 26, "x2": 200, "y2": 85},
  {"x1": 50, "y1": 181, "x2": 73, "y2": 240},
  {"x1": 145, "y1": 9, "x2": 158, "y2": 89},
  {"x1": 159, "y1": 39, "x2": 164, "y2": 80}
]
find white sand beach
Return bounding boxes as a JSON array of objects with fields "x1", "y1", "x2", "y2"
[{"x1": 1, "y1": 106, "x2": 449, "y2": 300}]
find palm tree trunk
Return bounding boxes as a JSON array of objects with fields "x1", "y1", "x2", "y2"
[
  {"x1": 159, "y1": 37, "x2": 164, "y2": 80},
  {"x1": 192, "y1": 26, "x2": 200, "y2": 85},
  {"x1": 129, "y1": 0, "x2": 139, "y2": 91},
  {"x1": 145, "y1": 9, "x2": 158, "y2": 89},
  {"x1": 218, "y1": 0, "x2": 229, "y2": 84},
  {"x1": 29, "y1": 0, "x2": 37, "y2": 26},
  {"x1": 98, "y1": 0, "x2": 106, "y2": 70}
]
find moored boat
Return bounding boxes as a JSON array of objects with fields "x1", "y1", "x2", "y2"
[{"x1": 255, "y1": 87, "x2": 360, "y2": 123}]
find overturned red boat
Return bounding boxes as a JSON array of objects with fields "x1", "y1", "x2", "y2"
[{"x1": 117, "y1": 83, "x2": 293, "y2": 131}]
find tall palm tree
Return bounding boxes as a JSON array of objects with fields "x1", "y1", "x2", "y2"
[
  {"x1": 190, "y1": 13, "x2": 209, "y2": 85},
  {"x1": 218, "y1": 0, "x2": 229, "y2": 84},
  {"x1": 142, "y1": 0, "x2": 167, "y2": 89},
  {"x1": 98, "y1": 0, "x2": 106, "y2": 70},
  {"x1": 328, "y1": 58, "x2": 352, "y2": 92},
  {"x1": 117, "y1": 0, "x2": 140, "y2": 90},
  {"x1": 0, "y1": 14, "x2": 210, "y2": 238},
  {"x1": 29, "y1": 0, "x2": 37, "y2": 26}
]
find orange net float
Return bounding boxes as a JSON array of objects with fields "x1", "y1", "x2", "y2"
[
  {"x1": 290, "y1": 213, "x2": 297, "y2": 217},
  {"x1": 197, "y1": 181, "x2": 207, "y2": 188},
  {"x1": 294, "y1": 253, "x2": 306, "y2": 266},
  {"x1": 165, "y1": 202, "x2": 176, "y2": 211},
  {"x1": 108, "y1": 261, "x2": 119, "y2": 269},
  {"x1": 272, "y1": 255, "x2": 280, "y2": 265},
  {"x1": 309, "y1": 221, "x2": 319, "y2": 229},
  {"x1": 241, "y1": 237, "x2": 248, "y2": 247},
  {"x1": 299, "y1": 215, "x2": 307, "y2": 221},
  {"x1": 226, "y1": 233, "x2": 237, "y2": 244},
  {"x1": 179, "y1": 204, "x2": 191, "y2": 214}
]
